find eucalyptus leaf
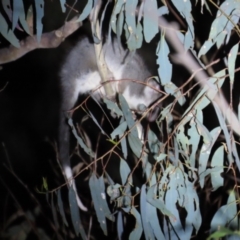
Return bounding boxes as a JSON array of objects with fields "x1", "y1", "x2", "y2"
[
  {"x1": 198, "y1": 127, "x2": 221, "y2": 188},
  {"x1": 104, "y1": 97, "x2": 123, "y2": 117},
  {"x1": 69, "y1": 185, "x2": 86, "y2": 238},
  {"x1": 68, "y1": 118, "x2": 95, "y2": 157},
  {"x1": 59, "y1": 0, "x2": 66, "y2": 12},
  {"x1": 117, "y1": 211, "x2": 124, "y2": 240},
  {"x1": 12, "y1": 0, "x2": 25, "y2": 31},
  {"x1": 210, "y1": 191, "x2": 238, "y2": 232},
  {"x1": 89, "y1": 174, "x2": 111, "y2": 235},
  {"x1": 57, "y1": 189, "x2": 68, "y2": 226},
  {"x1": 116, "y1": 6, "x2": 124, "y2": 41},
  {"x1": 228, "y1": 43, "x2": 238, "y2": 84},
  {"x1": 211, "y1": 146, "x2": 224, "y2": 191},
  {"x1": 125, "y1": 0, "x2": 138, "y2": 50},
  {"x1": 110, "y1": 121, "x2": 127, "y2": 140},
  {"x1": 157, "y1": 33, "x2": 172, "y2": 85},
  {"x1": 172, "y1": 0, "x2": 194, "y2": 49},
  {"x1": 34, "y1": 0, "x2": 44, "y2": 42},
  {"x1": 147, "y1": 185, "x2": 175, "y2": 219},
  {"x1": 0, "y1": 13, "x2": 20, "y2": 47},
  {"x1": 78, "y1": 0, "x2": 93, "y2": 22},
  {"x1": 120, "y1": 158, "x2": 131, "y2": 185},
  {"x1": 119, "y1": 94, "x2": 143, "y2": 158},
  {"x1": 129, "y1": 207, "x2": 143, "y2": 240},
  {"x1": 119, "y1": 117, "x2": 128, "y2": 159},
  {"x1": 199, "y1": 0, "x2": 240, "y2": 56},
  {"x1": 143, "y1": 0, "x2": 158, "y2": 43},
  {"x1": 110, "y1": 0, "x2": 124, "y2": 33}
]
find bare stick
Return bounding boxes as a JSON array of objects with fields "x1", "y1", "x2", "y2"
[{"x1": 0, "y1": 17, "x2": 82, "y2": 65}]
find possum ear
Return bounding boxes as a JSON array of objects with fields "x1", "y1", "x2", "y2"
[
  {"x1": 147, "y1": 78, "x2": 162, "y2": 93},
  {"x1": 142, "y1": 79, "x2": 162, "y2": 106}
]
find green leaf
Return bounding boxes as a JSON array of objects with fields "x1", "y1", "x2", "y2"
[
  {"x1": 185, "y1": 180, "x2": 201, "y2": 233},
  {"x1": 195, "y1": 116, "x2": 212, "y2": 145},
  {"x1": 198, "y1": 127, "x2": 221, "y2": 188},
  {"x1": 141, "y1": 185, "x2": 165, "y2": 240},
  {"x1": 199, "y1": 0, "x2": 240, "y2": 56},
  {"x1": 34, "y1": 0, "x2": 44, "y2": 42},
  {"x1": 128, "y1": 132, "x2": 143, "y2": 158},
  {"x1": 188, "y1": 111, "x2": 201, "y2": 168},
  {"x1": 228, "y1": 43, "x2": 239, "y2": 84},
  {"x1": 176, "y1": 124, "x2": 190, "y2": 158},
  {"x1": 78, "y1": 0, "x2": 93, "y2": 22},
  {"x1": 2, "y1": 0, "x2": 12, "y2": 20},
  {"x1": 210, "y1": 146, "x2": 224, "y2": 191},
  {"x1": 42, "y1": 177, "x2": 48, "y2": 191},
  {"x1": 89, "y1": 110, "x2": 107, "y2": 135},
  {"x1": 117, "y1": 211, "x2": 124, "y2": 239},
  {"x1": 104, "y1": 97, "x2": 123, "y2": 117},
  {"x1": 166, "y1": 170, "x2": 191, "y2": 239},
  {"x1": 89, "y1": 174, "x2": 107, "y2": 235},
  {"x1": 182, "y1": 69, "x2": 226, "y2": 118},
  {"x1": 157, "y1": 33, "x2": 172, "y2": 85},
  {"x1": 116, "y1": 6, "x2": 124, "y2": 41},
  {"x1": 198, "y1": 40, "x2": 213, "y2": 58},
  {"x1": 210, "y1": 191, "x2": 238, "y2": 232},
  {"x1": 129, "y1": 207, "x2": 143, "y2": 240},
  {"x1": 89, "y1": 174, "x2": 114, "y2": 235},
  {"x1": 57, "y1": 189, "x2": 68, "y2": 226},
  {"x1": 68, "y1": 118, "x2": 95, "y2": 157},
  {"x1": 69, "y1": 185, "x2": 86, "y2": 238},
  {"x1": 120, "y1": 158, "x2": 131, "y2": 185},
  {"x1": 147, "y1": 128, "x2": 162, "y2": 155},
  {"x1": 0, "y1": 13, "x2": 20, "y2": 47},
  {"x1": 212, "y1": 102, "x2": 236, "y2": 167},
  {"x1": 110, "y1": 121, "x2": 127, "y2": 140},
  {"x1": 125, "y1": 0, "x2": 138, "y2": 50},
  {"x1": 158, "y1": 6, "x2": 169, "y2": 16},
  {"x1": 123, "y1": 2, "x2": 143, "y2": 50},
  {"x1": 143, "y1": 0, "x2": 158, "y2": 43},
  {"x1": 119, "y1": 94, "x2": 142, "y2": 158},
  {"x1": 110, "y1": 0, "x2": 124, "y2": 33},
  {"x1": 207, "y1": 227, "x2": 240, "y2": 240},
  {"x1": 12, "y1": 0, "x2": 25, "y2": 31},
  {"x1": 120, "y1": 117, "x2": 128, "y2": 159},
  {"x1": 59, "y1": 0, "x2": 66, "y2": 13},
  {"x1": 172, "y1": 0, "x2": 194, "y2": 49},
  {"x1": 147, "y1": 184, "x2": 175, "y2": 218},
  {"x1": 154, "y1": 153, "x2": 167, "y2": 162},
  {"x1": 12, "y1": 0, "x2": 30, "y2": 34}
]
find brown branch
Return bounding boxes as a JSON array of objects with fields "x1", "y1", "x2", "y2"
[
  {"x1": 0, "y1": 17, "x2": 82, "y2": 65},
  {"x1": 158, "y1": 17, "x2": 240, "y2": 136}
]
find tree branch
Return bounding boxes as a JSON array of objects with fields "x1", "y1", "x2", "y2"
[{"x1": 0, "y1": 17, "x2": 82, "y2": 65}]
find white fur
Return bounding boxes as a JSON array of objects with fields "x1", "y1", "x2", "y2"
[
  {"x1": 64, "y1": 165, "x2": 88, "y2": 211},
  {"x1": 76, "y1": 71, "x2": 102, "y2": 94},
  {"x1": 74, "y1": 61, "x2": 125, "y2": 99},
  {"x1": 122, "y1": 85, "x2": 157, "y2": 110}
]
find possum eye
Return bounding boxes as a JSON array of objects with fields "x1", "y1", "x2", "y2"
[{"x1": 137, "y1": 103, "x2": 147, "y2": 112}]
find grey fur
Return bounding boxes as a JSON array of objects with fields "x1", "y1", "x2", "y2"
[{"x1": 59, "y1": 37, "x2": 161, "y2": 211}]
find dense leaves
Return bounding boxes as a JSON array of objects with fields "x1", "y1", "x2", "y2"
[{"x1": 1, "y1": 0, "x2": 240, "y2": 239}]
